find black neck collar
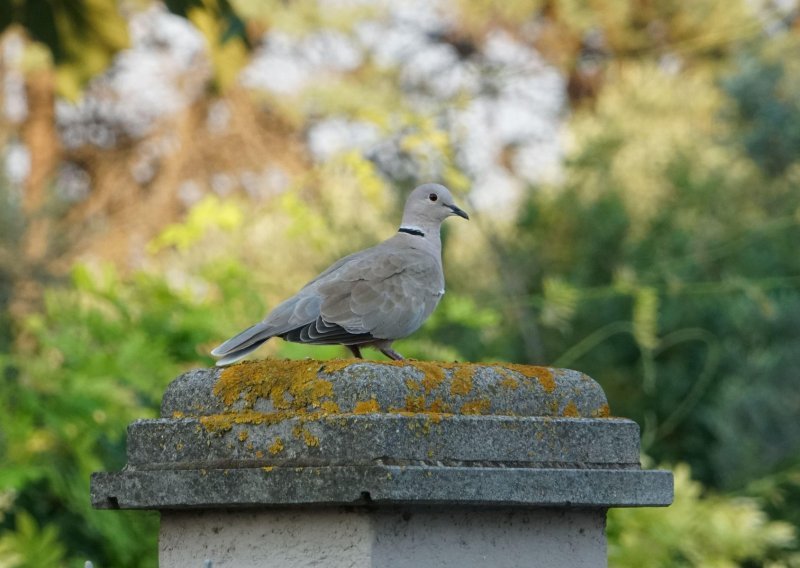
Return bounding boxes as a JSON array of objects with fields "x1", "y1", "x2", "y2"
[{"x1": 398, "y1": 227, "x2": 426, "y2": 237}]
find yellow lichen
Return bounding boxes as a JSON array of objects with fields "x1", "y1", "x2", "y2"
[
  {"x1": 498, "y1": 374, "x2": 519, "y2": 390},
  {"x1": 255, "y1": 450, "x2": 264, "y2": 458},
  {"x1": 193, "y1": 360, "x2": 576, "y2": 432},
  {"x1": 413, "y1": 362, "x2": 447, "y2": 393},
  {"x1": 354, "y1": 399, "x2": 381, "y2": 414},
  {"x1": 403, "y1": 395, "x2": 426, "y2": 413},
  {"x1": 321, "y1": 359, "x2": 358, "y2": 374},
  {"x1": 592, "y1": 403, "x2": 611, "y2": 418},
  {"x1": 460, "y1": 399, "x2": 491, "y2": 415},
  {"x1": 292, "y1": 425, "x2": 319, "y2": 447},
  {"x1": 200, "y1": 409, "x2": 292, "y2": 434},
  {"x1": 262, "y1": 466, "x2": 274, "y2": 472},
  {"x1": 320, "y1": 401, "x2": 340, "y2": 413},
  {"x1": 427, "y1": 397, "x2": 450, "y2": 413},
  {"x1": 172, "y1": 411, "x2": 185, "y2": 418},
  {"x1": 502, "y1": 364, "x2": 556, "y2": 393},
  {"x1": 238, "y1": 431, "x2": 249, "y2": 442},
  {"x1": 450, "y1": 366, "x2": 474, "y2": 396},
  {"x1": 562, "y1": 401, "x2": 580, "y2": 417},
  {"x1": 268, "y1": 437, "x2": 284, "y2": 455},
  {"x1": 215, "y1": 359, "x2": 334, "y2": 411}
]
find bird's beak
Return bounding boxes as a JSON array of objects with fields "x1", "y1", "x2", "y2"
[{"x1": 446, "y1": 203, "x2": 470, "y2": 220}]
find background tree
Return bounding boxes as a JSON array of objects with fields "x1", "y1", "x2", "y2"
[{"x1": 1, "y1": 0, "x2": 799, "y2": 566}]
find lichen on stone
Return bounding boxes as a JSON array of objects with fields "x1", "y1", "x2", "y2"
[
  {"x1": 502, "y1": 364, "x2": 556, "y2": 393},
  {"x1": 268, "y1": 437, "x2": 284, "y2": 455},
  {"x1": 562, "y1": 401, "x2": 580, "y2": 417},
  {"x1": 497, "y1": 372, "x2": 520, "y2": 390},
  {"x1": 215, "y1": 359, "x2": 335, "y2": 412},
  {"x1": 292, "y1": 424, "x2": 319, "y2": 448},
  {"x1": 460, "y1": 398, "x2": 491, "y2": 415},
  {"x1": 449, "y1": 366, "x2": 474, "y2": 396},
  {"x1": 194, "y1": 359, "x2": 602, "y2": 436},
  {"x1": 592, "y1": 403, "x2": 611, "y2": 418},
  {"x1": 354, "y1": 399, "x2": 380, "y2": 414}
]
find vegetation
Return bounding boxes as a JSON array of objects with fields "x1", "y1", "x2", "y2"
[{"x1": 1, "y1": 0, "x2": 800, "y2": 565}]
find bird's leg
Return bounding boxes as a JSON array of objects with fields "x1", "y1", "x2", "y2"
[
  {"x1": 379, "y1": 347, "x2": 404, "y2": 361},
  {"x1": 347, "y1": 345, "x2": 363, "y2": 359}
]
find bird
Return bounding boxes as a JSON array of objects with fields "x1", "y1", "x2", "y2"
[{"x1": 211, "y1": 183, "x2": 469, "y2": 366}]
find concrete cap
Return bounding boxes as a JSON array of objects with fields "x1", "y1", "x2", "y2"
[
  {"x1": 91, "y1": 360, "x2": 673, "y2": 510},
  {"x1": 160, "y1": 359, "x2": 611, "y2": 419}
]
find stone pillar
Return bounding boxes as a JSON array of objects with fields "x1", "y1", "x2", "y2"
[{"x1": 91, "y1": 360, "x2": 672, "y2": 567}]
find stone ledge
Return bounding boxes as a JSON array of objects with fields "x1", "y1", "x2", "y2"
[
  {"x1": 91, "y1": 360, "x2": 674, "y2": 514},
  {"x1": 161, "y1": 360, "x2": 610, "y2": 419},
  {"x1": 126, "y1": 415, "x2": 640, "y2": 470},
  {"x1": 91, "y1": 466, "x2": 674, "y2": 510}
]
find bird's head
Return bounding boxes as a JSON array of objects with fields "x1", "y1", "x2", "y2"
[{"x1": 401, "y1": 183, "x2": 469, "y2": 231}]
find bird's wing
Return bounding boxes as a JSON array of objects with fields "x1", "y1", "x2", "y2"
[
  {"x1": 315, "y1": 246, "x2": 444, "y2": 340},
  {"x1": 212, "y1": 241, "x2": 443, "y2": 356}
]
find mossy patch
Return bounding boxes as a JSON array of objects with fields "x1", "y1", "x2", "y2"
[
  {"x1": 501, "y1": 364, "x2": 556, "y2": 393},
  {"x1": 198, "y1": 359, "x2": 594, "y2": 434},
  {"x1": 415, "y1": 362, "x2": 447, "y2": 393},
  {"x1": 450, "y1": 366, "x2": 474, "y2": 396},
  {"x1": 268, "y1": 437, "x2": 284, "y2": 455},
  {"x1": 216, "y1": 359, "x2": 334, "y2": 411},
  {"x1": 498, "y1": 373, "x2": 519, "y2": 390},
  {"x1": 562, "y1": 401, "x2": 580, "y2": 417},
  {"x1": 320, "y1": 401, "x2": 340, "y2": 413},
  {"x1": 200, "y1": 409, "x2": 293, "y2": 433},
  {"x1": 461, "y1": 398, "x2": 491, "y2": 415},
  {"x1": 592, "y1": 403, "x2": 611, "y2": 418},
  {"x1": 402, "y1": 395, "x2": 426, "y2": 413},
  {"x1": 292, "y1": 425, "x2": 319, "y2": 447},
  {"x1": 354, "y1": 399, "x2": 381, "y2": 414}
]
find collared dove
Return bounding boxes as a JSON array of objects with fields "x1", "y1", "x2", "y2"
[{"x1": 211, "y1": 183, "x2": 469, "y2": 365}]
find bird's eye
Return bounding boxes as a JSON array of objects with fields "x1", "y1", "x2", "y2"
[{"x1": 429, "y1": 193, "x2": 438, "y2": 202}]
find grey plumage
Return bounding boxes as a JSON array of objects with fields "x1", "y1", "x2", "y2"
[{"x1": 211, "y1": 183, "x2": 469, "y2": 365}]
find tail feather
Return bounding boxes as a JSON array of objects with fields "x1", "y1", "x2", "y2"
[
  {"x1": 214, "y1": 340, "x2": 268, "y2": 366},
  {"x1": 211, "y1": 322, "x2": 274, "y2": 360}
]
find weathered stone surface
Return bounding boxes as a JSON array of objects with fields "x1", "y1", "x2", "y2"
[
  {"x1": 126, "y1": 416, "x2": 640, "y2": 469},
  {"x1": 92, "y1": 465, "x2": 673, "y2": 509},
  {"x1": 91, "y1": 360, "x2": 673, "y2": 512},
  {"x1": 160, "y1": 360, "x2": 610, "y2": 419},
  {"x1": 159, "y1": 508, "x2": 607, "y2": 568}
]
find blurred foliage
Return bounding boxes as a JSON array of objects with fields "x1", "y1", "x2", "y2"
[
  {"x1": 173, "y1": 0, "x2": 251, "y2": 91},
  {"x1": 1, "y1": 0, "x2": 800, "y2": 566},
  {"x1": 1, "y1": 0, "x2": 129, "y2": 98},
  {"x1": 723, "y1": 37, "x2": 800, "y2": 177},
  {"x1": 1, "y1": 0, "x2": 251, "y2": 97},
  {"x1": 608, "y1": 463, "x2": 797, "y2": 567},
  {"x1": 503, "y1": 150, "x2": 800, "y2": 486},
  {"x1": 0, "y1": 258, "x2": 260, "y2": 566}
]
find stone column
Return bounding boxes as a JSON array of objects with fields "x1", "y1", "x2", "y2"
[{"x1": 91, "y1": 360, "x2": 673, "y2": 568}]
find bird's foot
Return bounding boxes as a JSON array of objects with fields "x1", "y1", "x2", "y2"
[
  {"x1": 380, "y1": 348, "x2": 404, "y2": 361},
  {"x1": 347, "y1": 345, "x2": 363, "y2": 359}
]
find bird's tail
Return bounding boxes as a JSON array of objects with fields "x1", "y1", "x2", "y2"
[{"x1": 210, "y1": 322, "x2": 274, "y2": 366}]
